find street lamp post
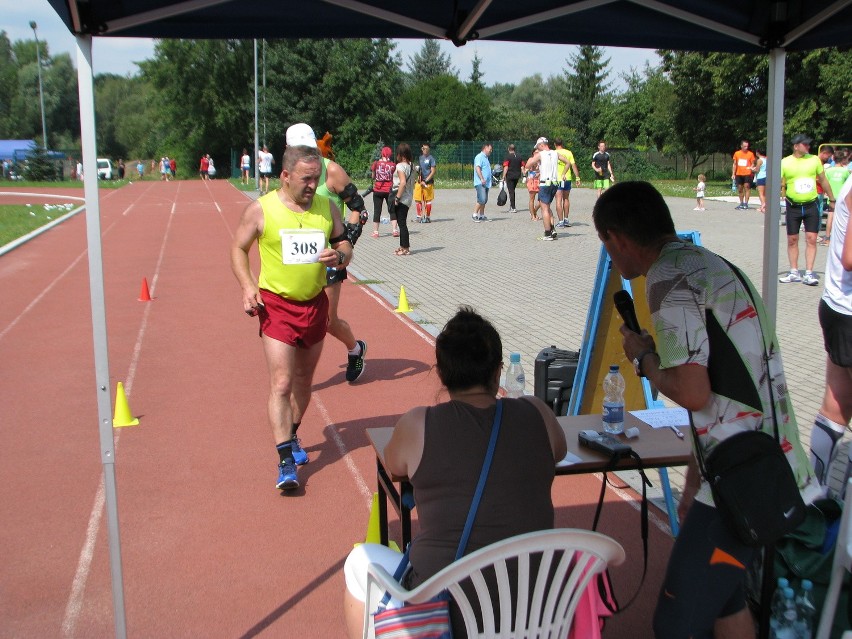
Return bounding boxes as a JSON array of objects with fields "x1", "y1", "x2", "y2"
[{"x1": 29, "y1": 21, "x2": 48, "y2": 149}]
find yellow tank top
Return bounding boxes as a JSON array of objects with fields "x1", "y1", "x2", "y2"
[{"x1": 257, "y1": 191, "x2": 334, "y2": 301}]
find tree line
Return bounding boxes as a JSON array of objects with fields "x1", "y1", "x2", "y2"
[{"x1": 1, "y1": 33, "x2": 849, "y2": 179}]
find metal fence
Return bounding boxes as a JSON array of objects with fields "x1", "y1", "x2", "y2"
[{"x1": 381, "y1": 140, "x2": 734, "y2": 184}]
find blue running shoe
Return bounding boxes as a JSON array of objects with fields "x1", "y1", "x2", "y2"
[
  {"x1": 276, "y1": 459, "x2": 299, "y2": 490},
  {"x1": 291, "y1": 437, "x2": 309, "y2": 466}
]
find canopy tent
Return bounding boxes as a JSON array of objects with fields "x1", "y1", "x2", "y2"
[{"x1": 44, "y1": 1, "x2": 852, "y2": 636}]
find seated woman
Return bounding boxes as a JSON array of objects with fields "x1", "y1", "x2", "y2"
[{"x1": 343, "y1": 306, "x2": 567, "y2": 638}]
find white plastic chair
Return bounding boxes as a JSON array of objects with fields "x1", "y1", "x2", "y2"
[
  {"x1": 816, "y1": 478, "x2": 852, "y2": 639},
  {"x1": 363, "y1": 528, "x2": 625, "y2": 639}
]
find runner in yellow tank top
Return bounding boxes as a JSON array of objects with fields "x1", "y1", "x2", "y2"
[
  {"x1": 231, "y1": 145, "x2": 352, "y2": 491},
  {"x1": 779, "y1": 134, "x2": 835, "y2": 286}
]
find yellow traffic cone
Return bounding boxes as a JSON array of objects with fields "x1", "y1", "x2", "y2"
[
  {"x1": 395, "y1": 286, "x2": 411, "y2": 313},
  {"x1": 355, "y1": 493, "x2": 399, "y2": 551},
  {"x1": 113, "y1": 382, "x2": 139, "y2": 427}
]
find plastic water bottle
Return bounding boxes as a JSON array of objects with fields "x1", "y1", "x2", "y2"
[
  {"x1": 794, "y1": 580, "x2": 816, "y2": 638},
  {"x1": 380, "y1": 216, "x2": 390, "y2": 224},
  {"x1": 772, "y1": 588, "x2": 798, "y2": 639},
  {"x1": 731, "y1": 178, "x2": 737, "y2": 194},
  {"x1": 770, "y1": 577, "x2": 790, "y2": 636},
  {"x1": 602, "y1": 365, "x2": 625, "y2": 434},
  {"x1": 503, "y1": 353, "x2": 526, "y2": 398}
]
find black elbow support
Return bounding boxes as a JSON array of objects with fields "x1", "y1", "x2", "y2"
[
  {"x1": 342, "y1": 182, "x2": 366, "y2": 217},
  {"x1": 345, "y1": 221, "x2": 363, "y2": 246}
]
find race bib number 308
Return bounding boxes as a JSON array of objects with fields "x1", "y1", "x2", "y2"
[{"x1": 279, "y1": 229, "x2": 324, "y2": 264}]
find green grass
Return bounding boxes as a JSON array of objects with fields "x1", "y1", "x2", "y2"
[
  {"x1": 0, "y1": 178, "x2": 132, "y2": 189},
  {"x1": 0, "y1": 202, "x2": 78, "y2": 247},
  {"x1": 651, "y1": 179, "x2": 735, "y2": 199}
]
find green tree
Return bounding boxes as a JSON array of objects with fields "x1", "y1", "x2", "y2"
[
  {"x1": 141, "y1": 39, "x2": 254, "y2": 175},
  {"x1": 604, "y1": 65, "x2": 675, "y2": 151},
  {"x1": 262, "y1": 38, "x2": 403, "y2": 161},
  {"x1": 0, "y1": 32, "x2": 17, "y2": 138},
  {"x1": 23, "y1": 143, "x2": 56, "y2": 180},
  {"x1": 563, "y1": 46, "x2": 611, "y2": 148},
  {"x1": 398, "y1": 75, "x2": 481, "y2": 140},
  {"x1": 406, "y1": 39, "x2": 457, "y2": 83}
]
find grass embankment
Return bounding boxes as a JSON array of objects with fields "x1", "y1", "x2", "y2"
[{"x1": 0, "y1": 203, "x2": 78, "y2": 247}]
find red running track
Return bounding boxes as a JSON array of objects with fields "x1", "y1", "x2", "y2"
[{"x1": 0, "y1": 180, "x2": 671, "y2": 637}]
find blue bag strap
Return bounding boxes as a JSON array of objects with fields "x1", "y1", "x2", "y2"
[{"x1": 378, "y1": 399, "x2": 504, "y2": 607}]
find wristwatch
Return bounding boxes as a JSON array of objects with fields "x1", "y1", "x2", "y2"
[
  {"x1": 336, "y1": 250, "x2": 346, "y2": 266},
  {"x1": 633, "y1": 349, "x2": 656, "y2": 377}
]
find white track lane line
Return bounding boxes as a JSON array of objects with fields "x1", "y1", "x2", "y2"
[{"x1": 61, "y1": 193, "x2": 178, "y2": 638}]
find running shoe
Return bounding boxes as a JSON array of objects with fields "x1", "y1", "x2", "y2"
[
  {"x1": 802, "y1": 272, "x2": 819, "y2": 286},
  {"x1": 779, "y1": 270, "x2": 802, "y2": 283},
  {"x1": 554, "y1": 220, "x2": 565, "y2": 228},
  {"x1": 479, "y1": 215, "x2": 488, "y2": 222},
  {"x1": 392, "y1": 230, "x2": 400, "y2": 237},
  {"x1": 371, "y1": 231, "x2": 379, "y2": 238},
  {"x1": 291, "y1": 437, "x2": 308, "y2": 466},
  {"x1": 422, "y1": 217, "x2": 430, "y2": 223},
  {"x1": 276, "y1": 459, "x2": 299, "y2": 490},
  {"x1": 346, "y1": 340, "x2": 367, "y2": 383}
]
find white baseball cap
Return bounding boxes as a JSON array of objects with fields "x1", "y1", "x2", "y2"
[
  {"x1": 286, "y1": 123, "x2": 318, "y2": 148},
  {"x1": 535, "y1": 136, "x2": 549, "y2": 147}
]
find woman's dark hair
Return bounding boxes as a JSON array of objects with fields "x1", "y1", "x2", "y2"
[
  {"x1": 396, "y1": 142, "x2": 413, "y2": 164},
  {"x1": 435, "y1": 306, "x2": 502, "y2": 392},
  {"x1": 592, "y1": 181, "x2": 676, "y2": 248}
]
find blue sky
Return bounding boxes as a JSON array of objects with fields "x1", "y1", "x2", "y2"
[{"x1": 6, "y1": 0, "x2": 659, "y2": 88}]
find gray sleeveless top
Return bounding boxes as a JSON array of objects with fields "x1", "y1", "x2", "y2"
[{"x1": 405, "y1": 398, "x2": 556, "y2": 589}]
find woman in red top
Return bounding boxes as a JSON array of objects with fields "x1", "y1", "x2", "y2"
[{"x1": 370, "y1": 146, "x2": 397, "y2": 238}]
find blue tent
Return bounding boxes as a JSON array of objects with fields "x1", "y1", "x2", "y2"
[{"x1": 0, "y1": 139, "x2": 65, "y2": 162}]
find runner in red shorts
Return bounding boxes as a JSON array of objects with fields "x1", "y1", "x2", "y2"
[{"x1": 231, "y1": 145, "x2": 352, "y2": 491}]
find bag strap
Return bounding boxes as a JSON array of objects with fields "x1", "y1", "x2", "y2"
[
  {"x1": 690, "y1": 255, "x2": 781, "y2": 484},
  {"x1": 382, "y1": 399, "x2": 504, "y2": 601}
]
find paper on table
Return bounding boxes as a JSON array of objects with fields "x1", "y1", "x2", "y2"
[
  {"x1": 629, "y1": 407, "x2": 689, "y2": 428},
  {"x1": 556, "y1": 451, "x2": 583, "y2": 468}
]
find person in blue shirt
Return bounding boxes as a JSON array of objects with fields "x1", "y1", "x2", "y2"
[{"x1": 472, "y1": 143, "x2": 493, "y2": 222}]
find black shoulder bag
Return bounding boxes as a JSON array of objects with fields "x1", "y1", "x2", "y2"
[{"x1": 690, "y1": 258, "x2": 805, "y2": 547}]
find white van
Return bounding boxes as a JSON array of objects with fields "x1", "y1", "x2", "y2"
[{"x1": 97, "y1": 158, "x2": 113, "y2": 180}]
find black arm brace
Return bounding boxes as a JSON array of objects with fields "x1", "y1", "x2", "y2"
[{"x1": 340, "y1": 182, "x2": 367, "y2": 245}]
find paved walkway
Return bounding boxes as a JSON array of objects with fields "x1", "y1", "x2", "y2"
[{"x1": 342, "y1": 185, "x2": 827, "y2": 507}]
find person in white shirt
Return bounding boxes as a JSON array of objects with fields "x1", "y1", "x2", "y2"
[
  {"x1": 257, "y1": 145, "x2": 274, "y2": 194},
  {"x1": 525, "y1": 137, "x2": 560, "y2": 241}
]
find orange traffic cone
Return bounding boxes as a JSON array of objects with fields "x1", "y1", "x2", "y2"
[
  {"x1": 113, "y1": 382, "x2": 139, "y2": 427},
  {"x1": 395, "y1": 286, "x2": 411, "y2": 313},
  {"x1": 138, "y1": 277, "x2": 152, "y2": 302}
]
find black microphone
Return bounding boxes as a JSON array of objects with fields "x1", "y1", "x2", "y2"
[{"x1": 613, "y1": 289, "x2": 641, "y2": 333}]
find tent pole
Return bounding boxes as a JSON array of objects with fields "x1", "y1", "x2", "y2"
[
  {"x1": 762, "y1": 48, "x2": 785, "y2": 324},
  {"x1": 254, "y1": 39, "x2": 260, "y2": 191},
  {"x1": 75, "y1": 34, "x2": 128, "y2": 639}
]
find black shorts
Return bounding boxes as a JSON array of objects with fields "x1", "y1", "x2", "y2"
[
  {"x1": 735, "y1": 175, "x2": 753, "y2": 186},
  {"x1": 653, "y1": 501, "x2": 755, "y2": 639},
  {"x1": 260, "y1": 171, "x2": 273, "y2": 179},
  {"x1": 820, "y1": 299, "x2": 852, "y2": 367},
  {"x1": 785, "y1": 198, "x2": 820, "y2": 234}
]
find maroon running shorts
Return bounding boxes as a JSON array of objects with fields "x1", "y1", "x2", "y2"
[{"x1": 258, "y1": 288, "x2": 328, "y2": 347}]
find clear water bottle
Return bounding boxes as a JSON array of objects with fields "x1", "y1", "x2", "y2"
[
  {"x1": 731, "y1": 178, "x2": 737, "y2": 194},
  {"x1": 770, "y1": 577, "x2": 790, "y2": 636},
  {"x1": 794, "y1": 579, "x2": 816, "y2": 639},
  {"x1": 772, "y1": 588, "x2": 798, "y2": 639},
  {"x1": 602, "y1": 365, "x2": 625, "y2": 434},
  {"x1": 380, "y1": 216, "x2": 390, "y2": 224},
  {"x1": 503, "y1": 352, "x2": 526, "y2": 398}
]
